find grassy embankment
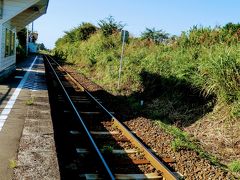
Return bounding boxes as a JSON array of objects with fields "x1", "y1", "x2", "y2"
[{"x1": 53, "y1": 20, "x2": 240, "y2": 172}]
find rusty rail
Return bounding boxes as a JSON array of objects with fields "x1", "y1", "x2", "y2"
[{"x1": 44, "y1": 55, "x2": 115, "y2": 179}]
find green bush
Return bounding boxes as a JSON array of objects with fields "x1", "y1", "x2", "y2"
[{"x1": 198, "y1": 45, "x2": 240, "y2": 103}]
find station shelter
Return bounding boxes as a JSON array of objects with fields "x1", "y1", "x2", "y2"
[{"x1": 0, "y1": 0, "x2": 49, "y2": 78}]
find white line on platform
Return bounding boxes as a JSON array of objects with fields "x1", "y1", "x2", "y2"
[{"x1": 0, "y1": 56, "x2": 38, "y2": 131}]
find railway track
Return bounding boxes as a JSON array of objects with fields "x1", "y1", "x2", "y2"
[{"x1": 44, "y1": 54, "x2": 179, "y2": 180}]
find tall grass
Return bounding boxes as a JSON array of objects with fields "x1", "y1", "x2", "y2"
[{"x1": 54, "y1": 24, "x2": 240, "y2": 118}]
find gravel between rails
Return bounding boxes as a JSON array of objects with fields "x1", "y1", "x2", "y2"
[{"x1": 62, "y1": 65, "x2": 236, "y2": 180}]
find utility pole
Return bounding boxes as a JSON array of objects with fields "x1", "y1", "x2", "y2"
[{"x1": 118, "y1": 30, "x2": 129, "y2": 90}]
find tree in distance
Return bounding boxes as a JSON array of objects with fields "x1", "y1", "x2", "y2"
[
  {"x1": 141, "y1": 27, "x2": 169, "y2": 44},
  {"x1": 98, "y1": 16, "x2": 125, "y2": 37}
]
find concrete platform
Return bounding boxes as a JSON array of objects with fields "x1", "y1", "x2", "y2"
[{"x1": 0, "y1": 55, "x2": 60, "y2": 180}]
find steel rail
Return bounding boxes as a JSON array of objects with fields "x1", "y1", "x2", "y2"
[
  {"x1": 44, "y1": 55, "x2": 115, "y2": 180},
  {"x1": 45, "y1": 55, "x2": 178, "y2": 180}
]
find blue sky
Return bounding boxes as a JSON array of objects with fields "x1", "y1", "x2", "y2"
[{"x1": 34, "y1": 0, "x2": 240, "y2": 49}]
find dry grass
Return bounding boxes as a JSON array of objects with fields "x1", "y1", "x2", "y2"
[{"x1": 185, "y1": 104, "x2": 240, "y2": 166}]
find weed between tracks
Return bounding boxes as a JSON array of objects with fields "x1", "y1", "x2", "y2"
[{"x1": 100, "y1": 145, "x2": 113, "y2": 154}]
